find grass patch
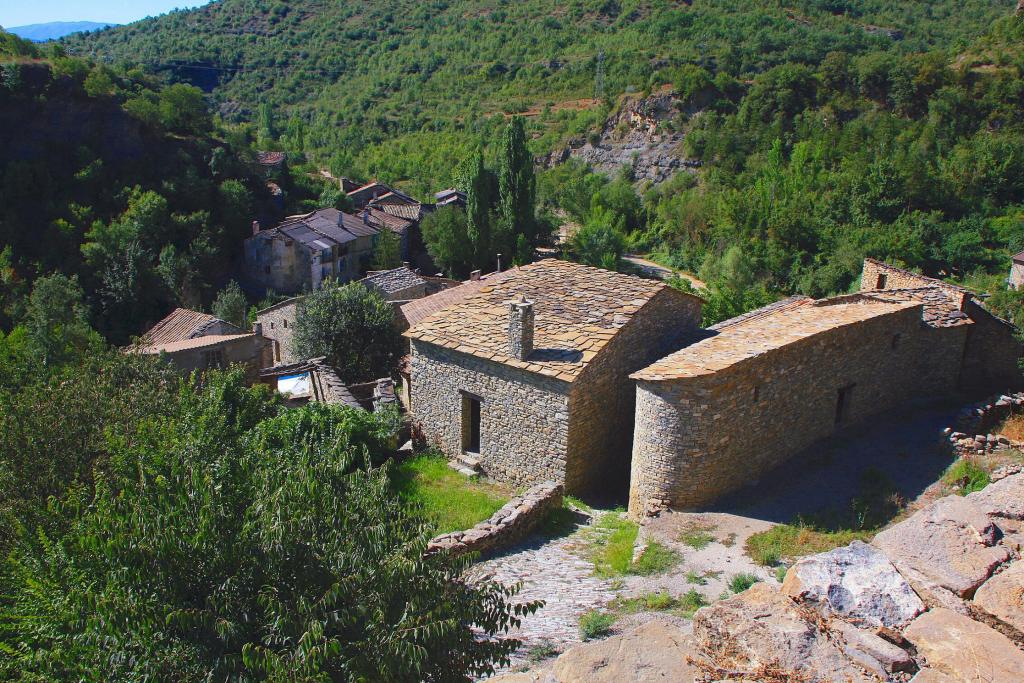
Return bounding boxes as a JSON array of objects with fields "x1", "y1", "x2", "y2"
[
  {"x1": 588, "y1": 513, "x2": 680, "y2": 577},
  {"x1": 729, "y1": 573, "x2": 760, "y2": 594},
  {"x1": 679, "y1": 522, "x2": 717, "y2": 550},
  {"x1": 943, "y1": 457, "x2": 991, "y2": 495},
  {"x1": 609, "y1": 588, "x2": 708, "y2": 619},
  {"x1": 525, "y1": 639, "x2": 561, "y2": 662},
  {"x1": 746, "y1": 523, "x2": 872, "y2": 566},
  {"x1": 686, "y1": 569, "x2": 707, "y2": 585},
  {"x1": 579, "y1": 610, "x2": 616, "y2": 640},
  {"x1": 391, "y1": 454, "x2": 508, "y2": 534},
  {"x1": 775, "y1": 565, "x2": 789, "y2": 583}
]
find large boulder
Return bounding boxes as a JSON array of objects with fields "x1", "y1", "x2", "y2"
[
  {"x1": 966, "y1": 473, "x2": 1024, "y2": 520},
  {"x1": 691, "y1": 583, "x2": 883, "y2": 682},
  {"x1": 872, "y1": 496, "x2": 1008, "y2": 600},
  {"x1": 903, "y1": 608, "x2": 1024, "y2": 682},
  {"x1": 781, "y1": 540, "x2": 924, "y2": 628},
  {"x1": 551, "y1": 620, "x2": 702, "y2": 683},
  {"x1": 973, "y1": 561, "x2": 1024, "y2": 634}
]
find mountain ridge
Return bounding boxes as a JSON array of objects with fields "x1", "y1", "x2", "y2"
[{"x1": 8, "y1": 21, "x2": 117, "y2": 42}]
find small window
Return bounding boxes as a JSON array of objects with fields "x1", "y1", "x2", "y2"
[
  {"x1": 270, "y1": 322, "x2": 275, "y2": 329},
  {"x1": 283, "y1": 319, "x2": 288, "y2": 328},
  {"x1": 202, "y1": 348, "x2": 226, "y2": 370},
  {"x1": 891, "y1": 333, "x2": 901, "y2": 349},
  {"x1": 835, "y1": 384, "x2": 855, "y2": 425},
  {"x1": 752, "y1": 385, "x2": 760, "y2": 403},
  {"x1": 876, "y1": 273, "x2": 888, "y2": 289}
]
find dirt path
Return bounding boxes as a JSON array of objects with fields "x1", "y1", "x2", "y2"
[{"x1": 622, "y1": 254, "x2": 706, "y2": 288}]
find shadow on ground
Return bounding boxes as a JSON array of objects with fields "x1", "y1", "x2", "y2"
[{"x1": 708, "y1": 397, "x2": 963, "y2": 526}]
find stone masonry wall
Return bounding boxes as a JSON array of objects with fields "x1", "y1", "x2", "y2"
[
  {"x1": 409, "y1": 339, "x2": 572, "y2": 489},
  {"x1": 960, "y1": 299, "x2": 1024, "y2": 395},
  {"x1": 629, "y1": 305, "x2": 968, "y2": 516},
  {"x1": 256, "y1": 299, "x2": 301, "y2": 365},
  {"x1": 426, "y1": 481, "x2": 563, "y2": 557},
  {"x1": 566, "y1": 289, "x2": 703, "y2": 494},
  {"x1": 861, "y1": 259, "x2": 968, "y2": 306}
]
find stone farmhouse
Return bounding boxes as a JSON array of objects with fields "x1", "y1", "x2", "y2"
[
  {"x1": 136, "y1": 308, "x2": 269, "y2": 379},
  {"x1": 404, "y1": 258, "x2": 1023, "y2": 515},
  {"x1": 1010, "y1": 249, "x2": 1024, "y2": 290}
]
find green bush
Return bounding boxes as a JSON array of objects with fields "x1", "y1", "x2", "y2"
[
  {"x1": 944, "y1": 457, "x2": 991, "y2": 495},
  {"x1": 579, "y1": 610, "x2": 616, "y2": 641},
  {"x1": 729, "y1": 573, "x2": 760, "y2": 594}
]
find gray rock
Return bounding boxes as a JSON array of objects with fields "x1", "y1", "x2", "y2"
[
  {"x1": 966, "y1": 472, "x2": 1024, "y2": 520},
  {"x1": 904, "y1": 607, "x2": 1024, "y2": 682},
  {"x1": 781, "y1": 540, "x2": 924, "y2": 628}
]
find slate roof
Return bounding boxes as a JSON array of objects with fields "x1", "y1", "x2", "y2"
[
  {"x1": 366, "y1": 207, "x2": 414, "y2": 232},
  {"x1": 360, "y1": 267, "x2": 427, "y2": 295},
  {"x1": 373, "y1": 202, "x2": 424, "y2": 222},
  {"x1": 399, "y1": 278, "x2": 490, "y2": 329},
  {"x1": 863, "y1": 287, "x2": 972, "y2": 328},
  {"x1": 254, "y1": 208, "x2": 379, "y2": 249},
  {"x1": 405, "y1": 259, "x2": 700, "y2": 382},
  {"x1": 1013, "y1": 250, "x2": 1024, "y2": 264},
  {"x1": 140, "y1": 334, "x2": 256, "y2": 355},
  {"x1": 633, "y1": 297, "x2": 917, "y2": 381},
  {"x1": 142, "y1": 308, "x2": 240, "y2": 346}
]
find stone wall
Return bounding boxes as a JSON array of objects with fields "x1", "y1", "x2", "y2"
[
  {"x1": 566, "y1": 289, "x2": 703, "y2": 494},
  {"x1": 426, "y1": 481, "x2": 563, "y2": 557},
  {"x1": 960, "y1": 299, "x2": 1024, "y2": 394},
  {"x1": 256, "y1": 298, "x2": 301, "y2": 365},
  {"x1": 945, "y1": 391, "x2": 1024, "y2": 458},
  {"x1": 629, "y1": 304, "x2": 967, "y2": 516},
  {"x1": 409, "y1": 339, "x2": 572, "y2": 489},
  {"x1": 860, "y1": 259, "x2": 969, "y2": 306}
]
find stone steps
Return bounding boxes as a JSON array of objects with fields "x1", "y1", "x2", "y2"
[
  {"x1": 455, "y1": 453, "x2": 481, "y2": 470},
  {"x1": 447, "y1": 459, "x2": 480, "y2": 478}
]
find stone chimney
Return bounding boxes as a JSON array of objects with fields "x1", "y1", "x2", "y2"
[
  {"x1": 470, "y1": 269, "x2": 482, "y2": 281},
  {"x1": 507, "y1": 293, "x2": 535, "y2": 360},
  {"x1": 362, "y1": 208, "x2": 371, "y2": 225},
  {"x1": 253, "y1": 321, "x2": 263, "y2": 336},
  {"x1": 252, "y1": 220, "x2": 261, "y2": 235}
]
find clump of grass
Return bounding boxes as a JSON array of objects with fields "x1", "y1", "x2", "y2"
[
  {"x1": 609, "y1": 589, "x2": 707, "y2": 619},
  {"x1": 579, "y1": 610, "x2": 615, "y2": 640},
  {"x1": 391, "y1": 454, "x2": 508, "y2": 533},
  {"x1": 679, "y1": 522, "x2": 717, "y2": 550},
  {"x1": 686, "y1": 569, "x2": 707, "y2": 585},
  {"x1": 631, "y1": 541, "x2": 680, "y2": 575},
  {"x1": 729, "y1": 573, "x2": 760, "y2": 594},
  {"x1": 721, "y1": 532, "x2": 738, "y2": 547},
  {"x1": 775, "y1": 565, "x2": 789, "y2": 583},
  {"x1": 525, "y1": 639, "x2": 561, "y2": 662},
  {"x1": 943, "y1": 457, "x2": 991, "y2": 495},
  {"x1": 589, "y1": 513, "x2": 679, "y2": 577},
  {"x1": 745, "y1": 523, "x2": 872, "y2": 565},
  {"x1": 678, "y1": 588, "x2": 708, "y2": 617}
]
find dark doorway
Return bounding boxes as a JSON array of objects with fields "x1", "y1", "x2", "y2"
[
  {"x1": 876, "y1": 274, "x2": 888, "y2": 289},
  {"x1": 462, "y1": 393, "x2": 481, "y2": 453},
  {"x1": 835, "y1": 384, "x2": 855, "y2": 425}
]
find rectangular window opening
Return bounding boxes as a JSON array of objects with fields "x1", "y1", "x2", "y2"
[
  {"x1": 752, "y1": 385, "x2": 760, "y2": 403},
  {"x1": 835, "y1": 384, "x2": 855, "y2": 425},
  {"x1": 461, "y1": 393, "x2": 481, "y2": 454},
  {"x1": 876, "y1": 273, "x2": 888, "y2": 289}
]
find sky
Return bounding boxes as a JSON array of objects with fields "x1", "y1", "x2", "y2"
[{"x1": 1, "y1": 1, "x2": 213, "y2": 28}]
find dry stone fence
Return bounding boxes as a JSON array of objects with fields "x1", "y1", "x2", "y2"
[{"x1": 494, "y1": 472, "x2": 1024, "y2": 682}]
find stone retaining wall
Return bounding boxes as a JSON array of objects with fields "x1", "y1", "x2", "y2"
[
  {"x1": 426, "y1": 481, "x2": 563, "y2": 557},
  {"x1": 944, "y1": 391, "x2": 1024, "y2": 457}
]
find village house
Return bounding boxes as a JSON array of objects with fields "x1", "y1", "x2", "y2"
[
  {"x1": 404, "y1": 259, "x2": 704, "y2": 492},
  {"x1": 135, "y1": 308, "x2": 269, "y2": 380},
  {"x1": 254, "y1": 151, "x2": 286, "y2": 179},
  {"x1": 254, "y1": 296, "x2": 303, "y2": 365},
  {"x1": 347, "y1": 181, "x2": 415, "y2": 210},
  {"x1": 405, "y1": 258, "x2": 1023, "y2": 513},
  {"x1": 244, "y1": 208, "x2": 379, "y2": 294},
  {"x1": 1009, "y1": 249, "x2": 1024, "y2": 290},
  {"x1": 359, "y1": 265, "x2": 428, "y2": 301}
]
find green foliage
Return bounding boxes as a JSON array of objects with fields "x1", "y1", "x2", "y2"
[
  {"x1": 499, "y1": 117, "x2": 538, "y2": 248},
  {"x1": 372, "y1": 228, "x2": 403, "y2": 271},
  {"x1": 1, "y1": 370, "x2": 537, "y2": 680},
  {"x1": 679, "y1": 524, "x2": 717, "y2": 550},
  {"x1": 211, "y1": 280, "x2": 250, "y2": 329},
  {"x1": 729, "y1": 573, "x2": 760, "y2": 594},
  {"x1": 630, "y1": 542, "x2": 681, "y2": 576},
  {"x1": 570, "y1": 206, "x2": 626, "y2": 271},
  {"x1": 578, "y1": 610, "x2": 615, "y2": 641},
  {"x1": 421, "y1": 205, "x2": 474, "y2": 277},
  {"x1": 23, "y1": 273, "x2": 101, "y2": 366},
  {"x1": 943, "y1": 457, "x2": 992, "y2": 495},
  {"x1": 746, "y1": 523, "x2": 873, "y2": 565},
  {"x1": 391, "y1": 454, "x2": 509, "y2": 534},
  {"x1": 292, "y1": 281, "x2": 402, "y2": 383}
]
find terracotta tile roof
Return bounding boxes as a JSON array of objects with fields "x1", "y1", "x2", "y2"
[
  {"x1": 405, "y1": 259, "x2": 700, "y2": 382},
  {"x1": 372, "y1": 202, "x2": 424, "y2": 222},
  {"x1": 366, "y1": 207, "x2": 413, "y2": 232},
  {"x1": 256, "y1": 151, "x2": 285, "y2": 166},
  {"x1": 140, "y1": 334, "x2": 256, "y2": 355},
  {"x1": 633, "y1": 297, "x2": 917, "y2": 381},
  {"x1": 1013, "y1": 250, "x2": 1024, "y2": 263},
  {"x1": 142, "y1": 308, "x2": 235, "y2": 346}
]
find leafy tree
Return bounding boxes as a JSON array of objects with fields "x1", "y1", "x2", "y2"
[
  {"x1": 158, "y1": 83, "x2": 211, "y2": 134},
  {"x1": 1, "y1": 370, "x2": 537, "y2": 680},
  {"x1": 212, "y1": 280, "x2": 249, "y2": 329},
  {"x1": 421, "y1": 205, "x2": 473, "y2": 277},
  {"x1": 570, "y1": 205, "x2": 626, "y2": 271},
  {"x1": 293, "y1": 281, "x2": 402, "y2": 382},
  {"x1": 460, "y1": 149, "x2": 497, "y2": 268},
  {"x1": 24, "y1": 273, "x2": 100, "y2": 367},
  {"x1": 372, "y1": 228, "x2": 403, "y2": 271},
  {"x1": 498, "y1": 117, "x2": 537, "y2": 249}
]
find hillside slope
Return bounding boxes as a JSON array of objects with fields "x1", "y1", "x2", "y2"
[
  {"x1": 65, "y1": 0, "x2": 1015, "y2": 145},
  {"x1": 8, "y1": 22, "x2": 117, "y2": 42}
]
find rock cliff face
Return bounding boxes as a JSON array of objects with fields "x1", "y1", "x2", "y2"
[{"x1": 493, "y1": 472, "x2": 1024, "y2": 682}]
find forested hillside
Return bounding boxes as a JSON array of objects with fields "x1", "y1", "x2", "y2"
[{"x1": 0, "y1": 31, "x2": 289, "y2": 342}]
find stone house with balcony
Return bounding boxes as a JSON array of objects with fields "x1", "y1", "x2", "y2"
[
  {"x1": 406, "y1": 258, "x2": 1023, "y2": 513},
  {"x1": 244, "y1": 208, "x2": 379, "y2": 294}
]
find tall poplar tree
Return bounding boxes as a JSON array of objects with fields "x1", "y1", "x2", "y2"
[
  {"x1": 461, "y1": 149, "x2": 497, "y2": 269},
  {"x1": 498, "y1": 116, "x2": 537, "y2": 252}
]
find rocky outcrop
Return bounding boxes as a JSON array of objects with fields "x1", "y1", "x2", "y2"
[
  {"x1": 872, "y1": 495, "x2": 1008, "y2": 601},
  {"x1": 973, "y1": 562, "x2": 1024, "y2": 634},
  {"x1": 551, "y1": 621, "x2": 701, "y2": 683},
  {"x1": 904, "y1": 608, "x2": 1024, "y2": 682},
  {"x1": 781, "y1": 540, "x2": 924, "y2": 628},
  {"x1": 426, "y1": 481, "x2": 562, "y2": 557}
]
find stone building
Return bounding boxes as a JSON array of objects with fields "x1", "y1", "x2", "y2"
[
  {"x1": 254, "y1": 297, "x2": 303, "y2": 365},
  {"x1": 141, "y1": 307, "x2": 243, "y2": 346},
  {"x1": 138, "y1": 333, "x2": 269, "y2": 381},
  {"x1": 1009, "y1": 250, "x2": 1024, "y2": 290},
  {"x1": 627, "y1": 259, "x2": 1023, "y2": 516},
  {"x1": 244, "y1": 208, "x2": 379, "y2": 294},
  {"x1": 404, "y1": 259, "x2": 704, "y2": 494},
  {"x1": 359, "y1": 266, "x2": 428, "y2": 302}
]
